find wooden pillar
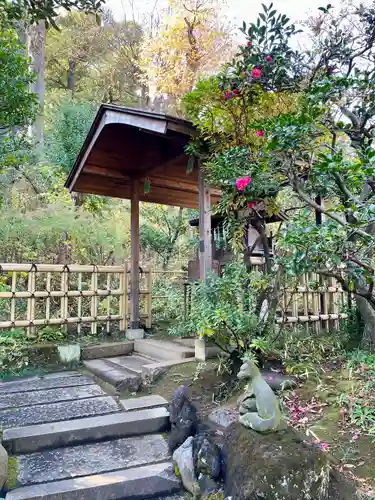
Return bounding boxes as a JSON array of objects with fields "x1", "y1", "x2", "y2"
[
  {"x1": 198, "y1": 161, "x2": 212, "y2": 282},
  {"x1": 196, "y1": 160, "x2": 212, "y2": 361},
  {"x1": 130, "y1": 179, "x2": 140, "y2": 329}
]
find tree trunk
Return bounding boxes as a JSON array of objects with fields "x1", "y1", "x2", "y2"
[
  {"x1": 28, "y1": 21, "x2": 46, "y2": 143},
  {"x1": 355, "y1": 296, "x2": 375, "y2": 345},
  {"x1": 67, "y1": 60, "x2": 76, "y2": 94},
  {"x1": 57, "y1": 231, "x2": 72, "y2": 264}
]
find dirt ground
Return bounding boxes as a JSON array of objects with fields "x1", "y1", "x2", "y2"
[
  {"x1": 133, "y1": 357, "x2": 375, "y2": 498},
  {"x1": 138, "y1": 360, "x2": 238, "y2": 419},
  {"x1": 285, "y1": 362, "x2": 375, "y2": 497}
]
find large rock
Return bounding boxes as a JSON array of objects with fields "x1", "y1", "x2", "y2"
[
  {"x1": 168, "y1": 386, "x2": 198, "y2": 453},
  {"x1": 172, "y1": 436, "x2": 198, "y2": 496},
  {"x1": 261, "y1": 370, "x2": 297, "y2": 391},
  {"x1": 193, "y1": 428, "x2": 221, "y2": 480},
  {"x1": 223, "y1": 422, "x2": 361, "y2": 500},
  {"x1": 208, "y1": 407, "x2": 238, "y2": 429},
  {"x1": 0, "y1": 444, "x2": 8, "y2": 490}
]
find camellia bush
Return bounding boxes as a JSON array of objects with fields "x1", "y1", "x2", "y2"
[
  {"x1": 183, "y1": 2, "x2": 375, "y2": 344},
  {"x1": 169, "y1": 262, "x2": 276, "y2": 370}
]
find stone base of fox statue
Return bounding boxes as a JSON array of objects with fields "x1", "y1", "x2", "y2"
[{"x1": 222, "y1": 423, "x2": 365, "y2": 500}]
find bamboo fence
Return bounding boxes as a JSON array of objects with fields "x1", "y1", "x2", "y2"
[
  {"x1": 249, "y1": 257, "x2": 349, "y2": 330},
  {"x1": 0, "y1": 262, "x2": 349, "y2": 336},
  {"x1": 0, "y1": 263, "x2": 152, "y2": 337},
  {"x1": 276, "y1": 272, "x2": 348, "y2": 331}
]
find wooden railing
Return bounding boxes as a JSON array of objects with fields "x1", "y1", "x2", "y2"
[{"x1": 0, "y1": 263, "x2": 152, "y2": 336}]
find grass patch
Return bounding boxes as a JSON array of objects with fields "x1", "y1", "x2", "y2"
[{"x1": 6, "y1": 456, "x2": 18, "y2": 490}]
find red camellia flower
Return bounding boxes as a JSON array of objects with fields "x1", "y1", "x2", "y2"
[
  {"x1": 256, "y1": 130, "x2": 265, "y2": 137},
  {"x1": 224, "y1": 91, "x2": 232, "y2": 100},
  {"x1": 265, "y1": 55, "x2": 273, "y2": 62},
  {"x1": 247, "y1": 41, "x2": 252, "y2": 47},
  {"x1": 235, "y1": 176, "x2": 252, "y2": 191},
  {"x1": 248, "y1": 201, "x2": 257, "y2": 209},
  {"x1": 251, "y1": 68, "x2": 262, "y2": 78}
]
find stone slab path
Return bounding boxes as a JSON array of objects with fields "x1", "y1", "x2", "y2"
[
  {"x1": 0, "y1": 371, "x2": 181, "y2": 500},
  {"x1": 17, "y1": 434, "x2": 170, "y2": 486},
  {"x1": 0, "y1": 384, "x2": 106, "y2": 410},
  {"x1": 0, "y1": 396, "x2": 119, "y2": 428}
]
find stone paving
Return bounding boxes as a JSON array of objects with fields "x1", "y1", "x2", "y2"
[
  {"x1": 0, "y1": 384, "x2": 106, "y2": 410},
  {"x1": 0, "y1": 396, "x2": 119, "y2": 428},
  {"x1": 0, "y1": 370, "x2": 180, "y2": 500},
  {"x1": 17, "y1": 434, "x2": 170, "y2": 486}
]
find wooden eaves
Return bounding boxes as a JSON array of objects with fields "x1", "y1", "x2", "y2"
[{"x1": 64, "y1": 104, "x2": 221, "y2": 208}]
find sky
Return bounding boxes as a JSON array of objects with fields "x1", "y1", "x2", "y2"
[{"x1": 105, "y1": 0, "x2": 340, "y2": 30}]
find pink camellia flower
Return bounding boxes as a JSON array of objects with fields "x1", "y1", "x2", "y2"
[
  {"x1": 312, "y1": 439, "x2": 329, "y2": 451},
  {"x1": 251, "y1": 68, "x2": 262, "y2": 78},
  {"x1": 256, "y1": 130, "x2": 265, "y2": 137},
  {"x1": 224, "y1": 91, "x2": 232, "y2": 100},
  {"x1": 248, "y1": 201, "x2": 257, "y2": 209},
  {"x1": 265, "y1": 55, "x2": 273, "y2": 62},
  {"x1": 235, "y1": 176, "x2": 252, "y2": 191},
  {"x1": 352, "y1": 432, "x2": 360, "y2": 441}
]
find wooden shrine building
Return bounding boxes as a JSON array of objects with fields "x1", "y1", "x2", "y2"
[{"x1": 65, "y1": 104, "x2": 220, "y2": 353}]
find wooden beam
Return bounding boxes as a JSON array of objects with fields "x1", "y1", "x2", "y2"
[
  {"x1": 130, "y1": 179, "x2": 140, "y2": 329},
  {"x1": 84, "y1": 165, "x2": 130, "y2": 180},
  {"x1": 198, "y1": 160, "x2": 212, "y2": 282},
  {"x1": 137, "y1": 153, "x2": 188, "y2": 179}
]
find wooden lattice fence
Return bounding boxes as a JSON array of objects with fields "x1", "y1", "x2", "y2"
[
  {"x1": 0, "y1": 263, "x2": 152, "y2": 337},
  {"x1": 0, "y1": 263, "x2": 349, "y2": 336}
]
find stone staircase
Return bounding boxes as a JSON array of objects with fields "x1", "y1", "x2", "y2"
[
  {"x1": 82, "y1": 339, "x2": 196, "y2": 391},
  {"x1": 0, "y1": 371, "x2": 184, "y2": 500}
]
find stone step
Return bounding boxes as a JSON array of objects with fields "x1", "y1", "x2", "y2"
[
  {"x1": 107, "y1": 354, "x2": 158, "y2": 375},
  {"x1": 142, "y1": 358, "x2": 195, "y2": 383},
  {"x1": 81, "y1": 341, "x2": 134, "y2": 360},
  {"x1": 120, "y1": 395, "x2": 168, "y2": 412},
  {"x1": 154, "y1": 496, "x2": 185, "y2": 500},
  {"x1": 6, "y1": 462, "x2": 180, "y2": 500},
  {"x1": 0, "y1": 384, "x2": 106, "y2": 411},
  {"x1": 0, "y1": 373, "x2": 94, "y2": 395},
  {"x1": 0, "y1": 396, "x2": 119, "y2": 429},
  {"x1": 17, "y1": 434, "x2": 170, "y2": 486},
  {"x1": 134, "y1": 339, "x2": 195, "y2": 361},
  {"x1": 173, "y1": 338, "x2": 221, "y2": 359},
  {"x1": 3, "y1": 407, "x2": 170, "y2": 454},
  {"x1": 83, "y1": 359, "x2": 141, "y2": 391}
]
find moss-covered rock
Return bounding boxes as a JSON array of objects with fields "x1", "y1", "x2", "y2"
[{"x1": 223, "y1": 422, "x2": 360, "y2": 500}]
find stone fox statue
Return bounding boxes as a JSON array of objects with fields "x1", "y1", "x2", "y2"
[{"x1": 237, "y1": 358, "x2": 282, "y2": 432}]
